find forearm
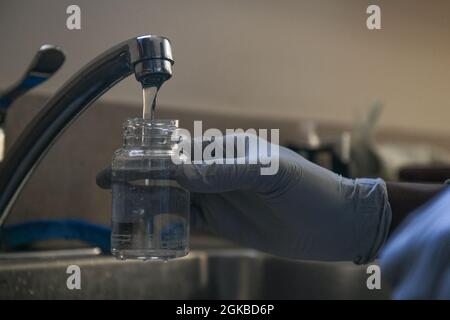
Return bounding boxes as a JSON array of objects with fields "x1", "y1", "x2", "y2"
[{"x1": 386, "y1": 181, "x2": 446, "y2": 233}]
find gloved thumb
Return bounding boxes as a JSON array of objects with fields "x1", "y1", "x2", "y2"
[{"x1": 175, "y1": 133, "x2": 280, "y2": 193}]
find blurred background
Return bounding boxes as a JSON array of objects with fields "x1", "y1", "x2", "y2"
[
  {"x1": 1, "y1": 0, "x2": 450, "y2": 300},
  {"x1": 0, "y1": 0, "x2": 450, "y2": 224},
  {"x1": 1, "y1": 0, "x2": 449, "y2": 244}
]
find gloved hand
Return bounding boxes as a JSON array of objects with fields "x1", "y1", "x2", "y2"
[
  {"x1": 97, "y1": 133, "x2": 391, "y2": 263},
  {"x1": 380, "y1": 187, "x2": 450, "y2": 299}
]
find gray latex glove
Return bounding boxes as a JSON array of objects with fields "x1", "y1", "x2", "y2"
[{"x1": 175, "y1": 134, "x2": 392, "y2": 264}]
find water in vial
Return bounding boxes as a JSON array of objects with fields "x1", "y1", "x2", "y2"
[{"x1": 111, "y1": 170, "x2": 189, "y2": 260}]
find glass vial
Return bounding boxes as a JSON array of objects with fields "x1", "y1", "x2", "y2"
[{"x1": 111, "y1": 118, "x2": 189, "y2": 260}]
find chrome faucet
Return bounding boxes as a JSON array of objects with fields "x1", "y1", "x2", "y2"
[{"x1": 0, "y1": 35, "x2": 174, "y2": 226}]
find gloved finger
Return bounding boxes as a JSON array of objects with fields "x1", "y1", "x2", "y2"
[
  {"x1": 175, "y1": 132, "x2": 280, "y2": 193},
  {"x1": 97, "y1": 162, "x2": 265, "y2": 193},
  {"x1": 176, "y1": 162, "x2": 268, "y2": 193},
  {"x1": 96, "y1": 167, "x2": 112, "y2": 189}
]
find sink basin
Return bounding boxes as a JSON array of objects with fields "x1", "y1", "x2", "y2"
[{"x1": 0, "y1": 249, "x2": 391, "y2": 299}]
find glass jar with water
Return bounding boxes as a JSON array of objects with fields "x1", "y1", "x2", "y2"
[{"x1": 111, "y1": 118, "x2": 189, "y2": 260}]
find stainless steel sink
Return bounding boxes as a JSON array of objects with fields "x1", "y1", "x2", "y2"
[{"x1": 0, "y1": 249, "x2": 391, "y2": 299}]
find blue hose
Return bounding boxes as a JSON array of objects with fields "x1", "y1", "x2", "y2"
[{"x1": 1, "y1": 219, "x2": 111, "y2": 252}]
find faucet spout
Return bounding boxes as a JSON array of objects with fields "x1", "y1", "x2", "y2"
[{"x1": 0, "y1": 35, "x2": 174, "y2": 225}]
